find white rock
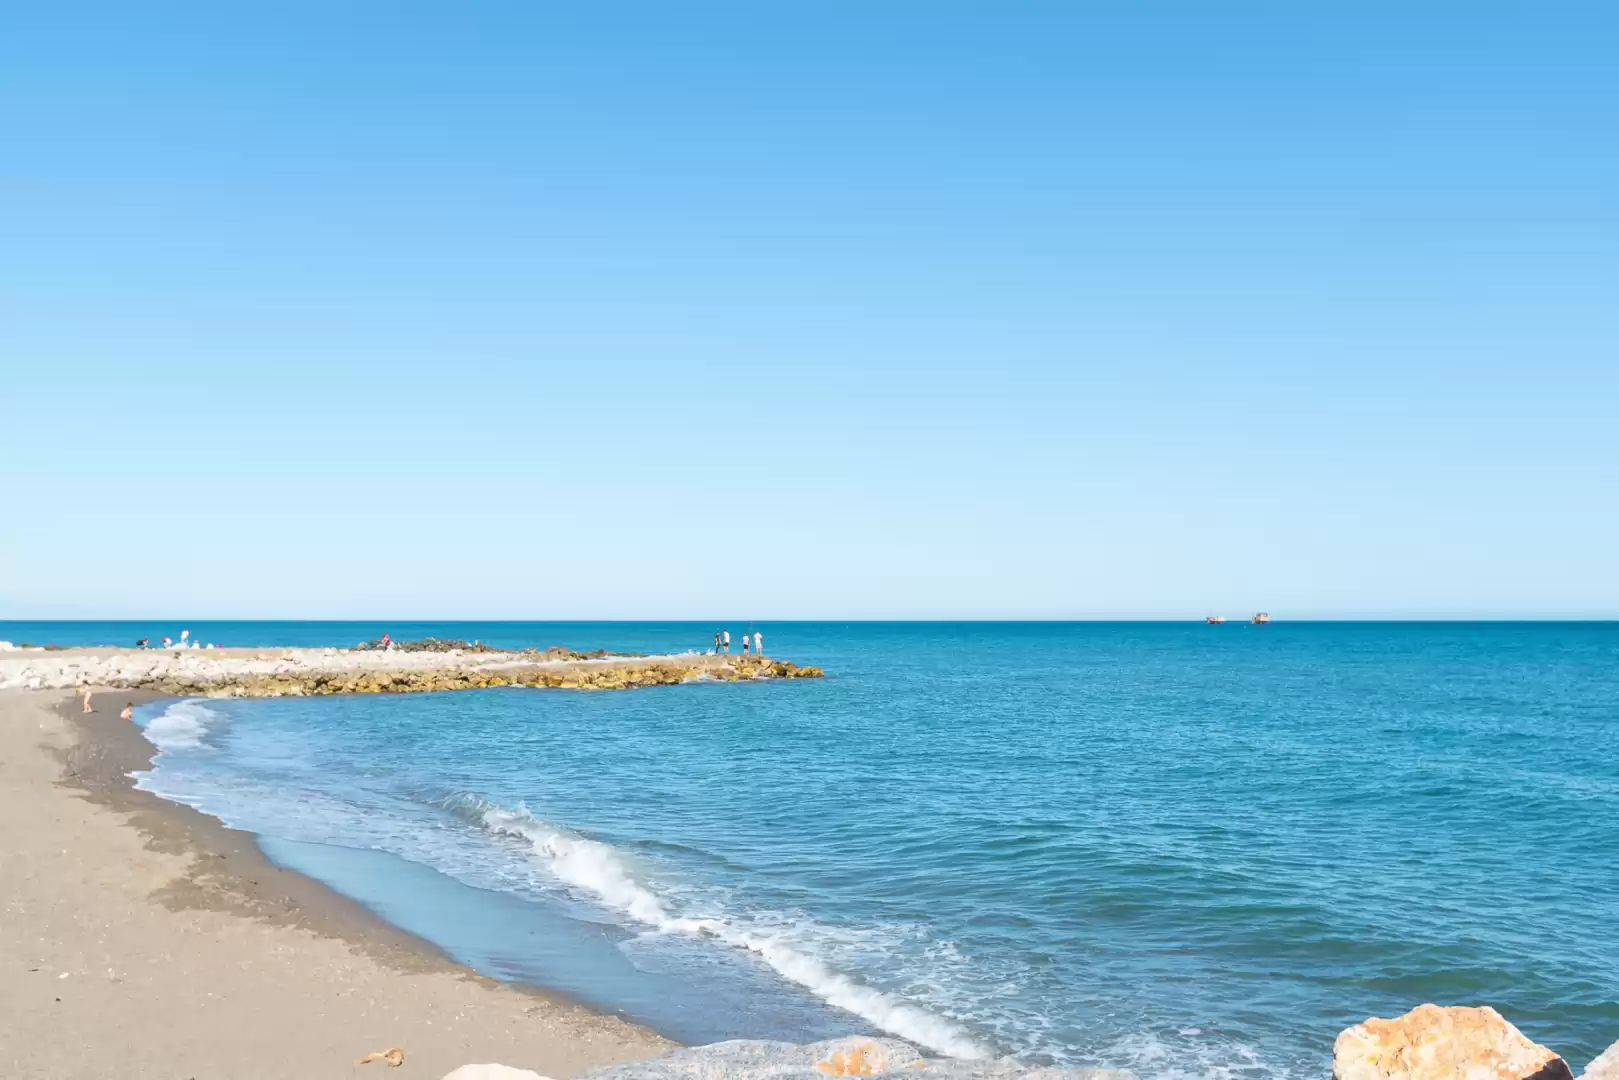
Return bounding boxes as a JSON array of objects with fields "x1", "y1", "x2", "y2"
[
  {"x1": 1583, "y1": 1041, "x2": 1619, "y2": 1080},
  {"x1": 441, "y1": 1067, "x2": 553, "y2": 1080}
]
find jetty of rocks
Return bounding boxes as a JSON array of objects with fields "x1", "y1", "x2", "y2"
[
  {"x1": 0, "y1": 643, "x2": 823, "y2": 697},
  {"x1": 436, "y1": 1010, "x2": 1619, "y2": 1080},
  {"x1": 442, "y1": 1036, "x2": 1134, "y2": 1080}
]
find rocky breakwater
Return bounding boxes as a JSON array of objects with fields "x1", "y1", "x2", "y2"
[
  {"x1": 442, "y1": 1036, "x2": 1134, "y2": 1080},
  {"x1": 353, "y1": 637, "x2": 639, "y2": 658},
  {"x1": 440, "y1": 1010, "x2": 1619, "y2": 1080},
  {"x1": 0, "y1": 645, "x2": 823, "y2": 697}
]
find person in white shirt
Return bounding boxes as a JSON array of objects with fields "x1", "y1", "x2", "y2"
[
  {"x1": 753, "y1": 631, "x2": 763, "y2": 656},
  {"x1": 722, "y1": 630, "x2": 730, "y2": 653}
]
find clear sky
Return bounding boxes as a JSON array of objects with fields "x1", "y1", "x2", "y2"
[{"x1": 2, "y1": 2, "x2": 1615, "y2": 619}]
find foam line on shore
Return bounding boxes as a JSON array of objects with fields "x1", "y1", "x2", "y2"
[{"x1": 449, "y1": 795, "x2": 991, "y2": 1061}]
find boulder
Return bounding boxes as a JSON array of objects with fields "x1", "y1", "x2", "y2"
[
  {"x1": 1334, "y1": 1005, "x2": 1572, "y2": 1080},
  {"x1": 442, "y1": 1067, "x2": 553, "y2": 1080},
  {"x1": 1582, "y1": 1041, "x2": 1619, "y2": 1080},
  {"x1": 580, "y1": 1037, "x2": 1132, "y2": 1080}
]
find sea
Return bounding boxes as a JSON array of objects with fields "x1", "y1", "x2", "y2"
[{"x1": 7, "y1": 621, "x2": 1617, "y2": 1078}]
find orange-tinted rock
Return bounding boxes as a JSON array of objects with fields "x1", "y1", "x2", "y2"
[
  {"x1": 815, "y1": 1041, "x2": 898, "y2": 1076},
  {"x1": 1334, "y1": 1005, "x2": 1572, "y2": 1080}
]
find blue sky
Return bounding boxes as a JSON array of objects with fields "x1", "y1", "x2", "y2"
[{"x1": 3, "y1": 2, "x2": 1615, "y2": 619}]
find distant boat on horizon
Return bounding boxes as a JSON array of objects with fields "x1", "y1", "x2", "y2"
[
  {"x1": 1252, "y1": 612, "x2": 1270, "y2": 625},
  {"x1": 1205, "y1": 616, "x2": 1226, "y2": 625}
]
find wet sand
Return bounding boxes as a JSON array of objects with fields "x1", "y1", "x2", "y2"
[{"x1": 0, "y1": 687, "x2": 672, "y2": 1080}]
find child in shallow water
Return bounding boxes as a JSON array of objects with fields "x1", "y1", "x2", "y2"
[{"x1": 120, "y1": 703, "x2": 134, "y2": 723}]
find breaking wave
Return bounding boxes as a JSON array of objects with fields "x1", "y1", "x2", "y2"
[
  {"x1": 140, "y1": 700, "x2": 224, "y2": 752},
  {"x1": 445, "y1": 794, "x2": 991, "y2": 1060}
]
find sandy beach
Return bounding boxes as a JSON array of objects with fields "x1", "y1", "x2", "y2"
[{"x1": 0, "y1": 687, "x2": 672, "y2": 1080}]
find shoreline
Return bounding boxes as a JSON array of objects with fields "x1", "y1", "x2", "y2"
[
  {"x1": 54, "y1": 689, "x2": 539, "y2": 985},
  {"x1": 55, "y1": 689, "x2": 462, "y2": 973},
  {"x1": 0, "y1": 686, "x2": 674, "y2": 1079}
]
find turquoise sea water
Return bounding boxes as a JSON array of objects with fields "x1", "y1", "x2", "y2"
[{"x1": 12, "y1": 622, "x2": 1617, "y2": 1077}]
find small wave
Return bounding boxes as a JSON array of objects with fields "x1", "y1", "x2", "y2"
[
  {"x1": 1096, "y1": 1030, "x2": 1289, "y2": 1080},
  {"x1": 141, "y1": 700, "x2": 224, "y2": 752},
  {"x1": 444, "y1": 795, "x2": 990, "y2": 1060}
]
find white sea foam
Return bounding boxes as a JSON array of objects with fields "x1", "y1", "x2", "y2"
[
  {"x1": 141, "y1": 700, "x2": 223, "y2": 752},
  {"x1": 459, "y1": 797, "x2": 990, "y2": 1060},
  {"x1": 1096, "y1": 1030, "x2": 1289, "y2": 1080}
]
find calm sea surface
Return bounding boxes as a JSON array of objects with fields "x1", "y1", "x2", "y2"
[{"x1": 10, "y1": 621, "x2": 1617, "y2": 1078}]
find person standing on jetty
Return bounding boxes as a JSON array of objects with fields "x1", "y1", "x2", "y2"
[
  {"x1": 754, "y1": 630, "x2": 763, "y2": 656},
  {"x1": 741, "y1": 634, "x2": 750, "y2": 656},
  {"x1": 722, "y1": 630, "x2": 731, "y2": 654},
  {"x1": 712, "y1": 631, "x2": 721, "y2": 654}
]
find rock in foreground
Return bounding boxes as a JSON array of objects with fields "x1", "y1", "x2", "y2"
[
  {"x1": 579, "y1": 1037, "x2": 1133, "y2": 1080},
  {"x1": 1334, "y1": 1005, "x2": 1572, "y2": 1080},
  {"x1": 1583, "y1": 1041, "x2": 1619, "y2": 1080}
]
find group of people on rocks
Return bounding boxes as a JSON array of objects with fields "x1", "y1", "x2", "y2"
[
  {"x1": 713, "y1": 629, "x2": 763, "y2": 656},
  {"x1": 134, "y1": 629, "x2": 220, "y2": 650}
]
